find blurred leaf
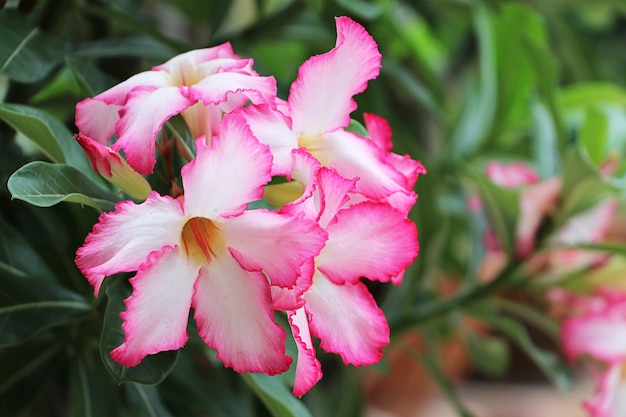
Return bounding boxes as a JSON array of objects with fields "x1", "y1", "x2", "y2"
[
  {"x1": 464, "y1": 332, "x2": 509, "y2": 378},
  {"x1": 532, "y1": 101, "x2": 560, "y2": 178},
  {"x1": 0, "y1": 261, "x2": 93, "y2": 347},
  {"x1": 579, "y1": 106, "x2": 609, "y2": 165},
  {"x1": 69, "y1": 353, "x2": 120, "y2": 417},
  {"x1": 466, "y1": 173, "x2": 519, "y2": 256},
  {"x1": 70, "y1": 36, "x2": 175, "y2": 61},
  {"x1": 0, "y1": 9, "x2": 64, "y2": 82},
  {"x1": 475, "y1": 313, "x2": 572, "y2": 390},
  {"x1": 560, "y1": 82, "x2": 626, "y2": 110},
  {"x1": 100, "y1": 278, "x2": 178, "y2": 385},
  {"x1": 241, "y1": 373, "x2": 313, "y2": 417},
  {"x1": 66, "y1": 57, "x2": 118, "y2": 96},
  {"x1": 0, "y1": 337, "x2": 65, "y2": 415},
  {"x1": 125, "y1": 384, "x2": 174, "y2": 417},
  {"x1": 0, "y1": 216, "x2": 57, "y2": 284},
  {"x1": 450, "y1": 3, "x2": 497, "y2": 157},
  {"x1": 8, "y1": 162, "x2": 119, "y2": 211},
  {"x1": 0, "y1": 103, "x2": 95, "y2": 176},
  {"x1": 336, "y1": 0, "x2": 382, "y2": 20}
]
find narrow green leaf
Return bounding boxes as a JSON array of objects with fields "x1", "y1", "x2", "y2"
[
  {"x1": 475, "y1": 313, "x2": 572, "y2": 390},
  {"x1": 8, "y1": 162, "x2": 119, "y2": 211},
  {"x1": 0, "y1": 261, "x2": 93, "y2": 347},
  {"x1": 69, "y1": 352, "x2": 121, "y2": 417},
  {"x1": 125, "y1": 384, "x2": 174, "y2": 417},
  {"x1": 0, "y1": 9, "x2": 64, "y2": 82},
  {"x1": 0, "y1": 103, "x2": 94, "y2": 176},
  {"x1": 70, "y1": 36, "x2": 175, "y2": 61},
  {"x1": 65, "y1": 57, "x2": 118, "y2": 96},
  {"x1": 241, "y1": 373, "x2": 313, "y2": 417},
  {"x1": 579, "y1": 106, "x2": 610, "y2": 165},
  {"x1": 100, "y1": 278, "x2": 178, "y2": 385},
  {"x1": 559, "y1": 82, "x2": 626, "y2": 111}
]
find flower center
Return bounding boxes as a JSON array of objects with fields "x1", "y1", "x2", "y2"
[{"x1": 181, "y1": 217, "x2": 225, "y2": 265}]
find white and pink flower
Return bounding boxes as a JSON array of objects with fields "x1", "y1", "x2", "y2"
[
  {"x1": 75, "y1": 114, "x2": 327, "y2": 373},
  {"x1": 76, "y1": 44, "x2": 276, "y2": 174},
  {"x1": 273, "y1": 151, "x2": 419, "y2": 396}
]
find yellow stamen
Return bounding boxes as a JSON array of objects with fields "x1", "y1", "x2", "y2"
[{"x1": 181, "y1": 217, "x2": 225, "y2": 265}]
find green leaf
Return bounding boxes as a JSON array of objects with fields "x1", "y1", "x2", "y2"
[
  {"x1": 8, "y1": 162, "x2": 119, "y2": 211},
  {"x1": 0, "y1": 103, "x2": 94, "y2": 176},
  {"x1": 70, "y1": 36, "x2": 175, "y2": 61},
  {"x1": 0, "y1": 261, "x2": 94, "y2": 347},
  {"x1": 66, "y1": 56, "x2": 118, "y2": 96},
  {"x1": 466, "y1": 172, "x2": 519, "y2": 256},
  {"x1": 125, "y1": 384, "x2": 174, "y2": 417},
  {"x1": 336, "y1": 0, "x2": 382, "y2": 20},
  {"x1": 68, "y1": 350, "x2": 122, "y2": 417},
  {"x1": 464, "y1": 332, "x2": 509, "y2": 378},
  {"x1": 475, "y1": 313, "x2": 572, "y2": 390},
  {"x1": 241, "y1": 373, "x2": 313, "y2": 417},
  {"x1": 100, "y1": 278, "x2": 178, "y2": 385},
  {"x1": 579, "y1": 106, "x2": 610, "y2": 165},
  {"x1": 0, "y1": 9, "x2": 64, "y2": 82},
  {"x1": 0, "y1": 216, "x2": 57, "y2": 284},
  {"x1": 559, "y1": 82, "x2": 626, "y2": 111},
  {"x1": 0, "y1": 337, "x2": 65, "y2": 415}
]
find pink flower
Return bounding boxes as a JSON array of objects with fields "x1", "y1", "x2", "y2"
[
  {"x1": 241, "y1": 17, "x2": 418, "y2": 210},
  {"x1": 75, "y1": 44, "x2": 276, "y2": 174},
  {"x1": 558, "y1": 289, "x2": 626, "y2": 417},
  {"x1": 75, "y1": 114, "x2": 326, "y2": 373},
  {"x1": 273, "y1": 151, "x2": 419, "y2": 396}
]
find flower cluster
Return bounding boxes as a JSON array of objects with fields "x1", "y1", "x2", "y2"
[
  {"x1": 477, "y1": 161, "x2": 617, "y2": 281},
  {"x1": 74, "y1": 17, "x2": 421, "y2": 396},
  {"x1": 552, "y1": 288, "x2": 626, "y2": 417}
]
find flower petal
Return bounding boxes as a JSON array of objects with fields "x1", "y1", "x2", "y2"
[
  {"x1": 305, "y1": 273, "x2": 389, "y2": 365},
  {"x1": 271, "y1": 259, "x2": 315, "y2": 311},
  {"x1": 316, "y1": 129, "x2": 412, "y2": 204},
  {"x1": 241, "y1": 104, "x2": 299, "y2": 176},
  {"x1": 193, "y1": 253, "x2": 291, "y2": 374},
  {"x1": 189, "y1": 72, "x2": 277, "y2": 110},
  {"x1": 486, "y1": 161, "x2": 540, "y2": 188},
  {"x1": 289, "y1": 17, "x2": 381, "y2": 134},
  {"x1": 113, "y1": 86, "x2": 193, "y2": 174},
  {"x1": 110, "y1": 246, "x2": 198, "y2": 366},
  {"x1": 317, "y1": 202, "x2": 418, "y2": 284},
  {"x1": 289, "y1": 308, "x2": 322, "y2": 397},
  {"x1": 153, "y1": 44, "x2": 239, "y2": 71},
  {"x1": 75, "y1": 191, "x2": 184, "y2": 295},
  {"x1": 75, "y1": 98, "x2": 121, "y2": 145},
  {"x1": 562, "y1": 314, "x2": 626, "y2": 363},
  {"x1": 222, "y1": 209, "x2": 327, "y2": 288},
  {"x1": 182, "y1": 114, "x2": 273, "y2": 219}
]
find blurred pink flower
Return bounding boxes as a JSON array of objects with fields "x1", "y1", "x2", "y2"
[
  {"x1": 76, "y1": 45, "x2": 276, "y2": 174},
  {"x1": 558, "y1": 289, "x2": 626, "y2": 417},
  {"x1": 75, "y1": 115, "x2": 326, "y2": 373}
]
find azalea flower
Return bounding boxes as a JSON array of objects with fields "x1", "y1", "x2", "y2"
[
  {"x1": 75, "y1": 114, "x2": 327, "y2": 373},
  {"x1": 75, "y1": 44, "x2": 276, "y2": 174},
  {"x1": 241, "y1": 17, "x2": 417, "y2": 211},
  {"x1": 556, "y1": 288, "x2": 626, "y2": 417},
  {"x1": 273, "y1": 151, "x2": 419, "y2": 395}
]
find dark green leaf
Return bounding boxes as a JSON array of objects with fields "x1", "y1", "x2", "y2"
[
  {"x1": 100, "y1": 278, "x2": 178, "y2": 385},
  {"x1": 0, "y1": 261, "x2": 93, "y2": 347},
  {"x1": 0, "y1": 337, "x2": 65, "y2": 415},
  {"x1": 8, "y1": 162, "x2": 119, "y2": 211},
  {"x1": 125, "y1": 384, "x2": 174, "y2": 417},
  {"x1": 242, "y1": 373, "x2": 312, "y2": 417},
  {"x1": 69, "y1": 353, "x2": 121, "y2": 417},
  {"x1": 475, "y1": 313, "x2": 572, "y2": 390},
  {"x1": 70, "y1": 37, "x2": 175, "y2": 61},
  {"x1": 66, "y1": 57, "x2": 118, "y2": 96},
  {"x1": 0, "y1": 103, "x2": 94, "y2": 176},
  {"x1": 0, "y1": 9, "x2": 64, "y2": 82},
  {"x1": 336, "y1": 0, "x2": 382, "y2": 20}
]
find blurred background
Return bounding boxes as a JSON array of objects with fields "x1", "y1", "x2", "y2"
[{"x1": 1, "y1": 0, "x2": 626, "y2": 416}]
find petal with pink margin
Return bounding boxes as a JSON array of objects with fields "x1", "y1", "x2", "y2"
[
  {"x1": 182, "y1": 113, "x2": 273, "y2": 219},
  {"x1": 113, "y1": 85, "x2": 193, "y2": 174},
  {"x1": 241, "y1": 104, "x2": 299, "y2": 176},
  {"x1": 288, "y1": 308, "x2": 323, "y2": 397},
  {"x1": 193, "y1": 253, "x2": 291, "y2": 374},
  {"x1": 110, "y1": 246, "x2": 198, "y2": 366},
  {"x1": 222, "y1": 209, "x2": 327, "y2": 288},
  {"x1": 317, "y1": 201, "x2": 418, "y2": 285},
  {"x1": 305, "y1": 272, "x2": 389, "y2": 365},
  {"x1": 486, "y1": 161, "x2": 540, "y2": 188},
  {"x1": 562, "y1": 314, "x2": 626, "y2": 363},
  {"x1": 289, "y1": 17, "x2": 382, "y2": 135},
  {"x1": 75, "y1": 191, "x2": 184, "y2": 296},
  {"x1": 189, "y1": 72, "x2": 277, "y2": 108},
  {"x1": 271, "y1": 259, "x2": 315, "y2": 311},
  {"x1": 584, "y1": 364, "x2": 626, "y2": 417},
  {"x1": 75, "y1": 99, "x2": 121, "y2": 145}
]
